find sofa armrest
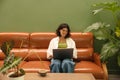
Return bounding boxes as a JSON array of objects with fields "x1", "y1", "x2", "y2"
[
  {"x1": 93, "y1": 53, "x2": 102, "y2": 67},
  {"x1": 102, "y1": 63, "x2": 108, "y2": 80},
  {"x1": 93, "y1": 53, "x2": 108, "y2": 80}
]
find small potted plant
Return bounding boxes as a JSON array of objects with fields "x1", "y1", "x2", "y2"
[{"x1": 0, "y1": 40, "x2": 25, "y2": 80}]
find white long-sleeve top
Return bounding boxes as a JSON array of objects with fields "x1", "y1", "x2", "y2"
[{"x1": 47, "y1": 37, "x2": 77, "y2": 59}]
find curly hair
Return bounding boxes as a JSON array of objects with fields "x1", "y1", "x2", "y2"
[{"x1": 56, "y1": 23, "x2": 71, "y2": 38}]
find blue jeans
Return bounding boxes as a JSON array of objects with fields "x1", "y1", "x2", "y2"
[{"x1": 50, "y1": 58, "x2": 75, "y2": 73}]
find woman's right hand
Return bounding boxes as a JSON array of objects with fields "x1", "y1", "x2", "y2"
[{"x1": 48, "y1": 55, "x2": 53, "y2": 59}]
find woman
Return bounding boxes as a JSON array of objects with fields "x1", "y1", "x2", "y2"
[{"x1": 47, "y1": 23, "x2": 77, "y2": 73}]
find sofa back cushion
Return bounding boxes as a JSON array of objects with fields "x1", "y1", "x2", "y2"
[
  {"x1": 28, "y1": 32, "x2": 56, "y2": 61},
  {"x1": 0, "y1": 32, "x2": 30, "y2": 60},
  {"x1": 30, "y1": 33, "x2": 56, "y2": 49},
  {"x1": 0, "y1": 32, "x2": 30, "y2": 48},
  {"x1": 71, "y1": 32, "x2": 93, "y2": 48},
  {"x1": 71, "y1": 32, "x2": 93, "y2": 61}
]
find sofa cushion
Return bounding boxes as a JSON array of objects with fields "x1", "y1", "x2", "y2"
[
  {"x1": 30, "y1": 33, "x2": 56, "y2": 49},
  {"x1": 11, "y1": 49, "x2": 29, "y2": 59},
  {"x1": 71, "y1": 32, "x2": 93, "y2": 48},
  {"x1": 74, "y1": 61, "x2": 104, "y2": 79},
  {"x1": 0, "y1": 32, "x2": 30, "y2": 48},
  {"x1": 0, "y1": 49, "x2": 29, "y2": 60},
  {"x1": 71, "y1": 32, "x2": 93, "y2": 61},
  {"x1": 0, "y1": 61, "x2": 4, "y2": 67},
  {"x1": 21, "y1": 61, "x2": 50, "y2": 72},
  {"x1": 0, "y1": 51, "x2": 5, "y2": 60},
  {"x1": 77, "y1": 48, "x2": 93, "y2": 61},
  {"x1": 25, "y1": 49, "x2": 48, "y2": 61}
]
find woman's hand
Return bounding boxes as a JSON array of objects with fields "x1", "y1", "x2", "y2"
[{"x1": 48, "y1": 55, "x2": 53, "y2": 59}]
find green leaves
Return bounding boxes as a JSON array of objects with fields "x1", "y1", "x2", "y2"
[
  {"x1": 0, "y1": 57, "x2": 22, "y2": 73},
  {"x1": 92, "y1": 2, "x2": 120, "y2": 15},
  {"x1": 100, "y1": 42, "x2": 119, "y2": 62},
  {"x1": 1, "y1": 40, "x2": 14, "y2": 56},
  {"x1": 115, "y1": 27, "x2": 120, "y2": 38},
  {"x1": 84, "y1": 1, "x2": 120, "y2": 66},
  {"x1": 84, "y1": 22, "x2": 111, "y2": 40},
  {"x1": 92, "y1": 8, "x2": 103, "y2": 15},
  {"x1": 0, "y1": 40, "x2": 24, "y2": 76}
]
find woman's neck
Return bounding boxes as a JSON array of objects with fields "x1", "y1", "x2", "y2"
[{"x1": 59, "y1": 37, "x2": 66, "y2": 43}]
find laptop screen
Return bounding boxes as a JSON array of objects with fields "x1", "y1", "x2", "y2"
[{"x1": 53, "y1": 48, "x2": 73, "y2": 60}]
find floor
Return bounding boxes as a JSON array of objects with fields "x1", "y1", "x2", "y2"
[
  {"x1": 96, "y1": 74, "x2": 120, "y2": 80},
  {"x1": 108, "y1": 74, "x2": 120, "y2": 80}
]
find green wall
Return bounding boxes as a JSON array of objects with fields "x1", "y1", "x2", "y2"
[{"x1": 0, "y1": 0, "x2": 115, "y2": 32}]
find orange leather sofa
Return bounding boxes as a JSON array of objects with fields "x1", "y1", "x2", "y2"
[{"x1": 0, "y1": 32, "x2": 108, "y2": 79}]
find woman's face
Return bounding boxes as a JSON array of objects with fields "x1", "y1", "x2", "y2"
[{"x1": 59, "y1": 28, "x2": 68, "y2": 38}]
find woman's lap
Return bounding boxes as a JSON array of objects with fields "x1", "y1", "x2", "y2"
[{"x1": 50, "y1": 58, "x2": 75, "y2": 73}]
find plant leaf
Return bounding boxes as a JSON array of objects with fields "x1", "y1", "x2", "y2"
[
  {"x1": 0, "y1": 57, "x2": 22, "y2": 73},
  {"x1": 93, "y1": 30, "x2": 108, "y2": 40},
  {"x1": 92, "y1": 2, "x2": 120, "y2": 14},
  {"x1": 84, "y1": 22, "x2": 110, "y2": 40},
  {"x1": 100, "y1": 42, "x2": 119, "y2": 62},
  {"x1": 0, "y1": 40, "x2": 14, "y2": 56},
  {"x1": 92, "y1": 8, "x2": 103, "y2": 15},
  {"x1": 84, "y1": 22, "x2": 102, "y2": 32}
]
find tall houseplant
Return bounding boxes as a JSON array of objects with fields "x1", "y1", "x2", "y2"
[
  {"x1": 84, "y1": 2, "x2": 120, "y2": 66},
  {"x1": 0, "y1": 40, "x2": 25, "y2": 79}
]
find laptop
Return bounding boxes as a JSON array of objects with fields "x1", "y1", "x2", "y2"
[{"x1": 53, "y1": 48, "x2": 73, "y2": 60}]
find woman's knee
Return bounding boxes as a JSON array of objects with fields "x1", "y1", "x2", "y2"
[
  {"x1": 62, "y1": 59, "x2": 71, "y2": 66},
  {"x1": 51, "y1": 59, "x2": 61, "y2": 66},
  {"x1": 62, "y1": 59, "x2": 75, "y2": 67}
]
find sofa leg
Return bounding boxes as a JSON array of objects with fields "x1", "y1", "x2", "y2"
[{"x1": 102, "y1": 63, "x2": 108, "y2": 80}]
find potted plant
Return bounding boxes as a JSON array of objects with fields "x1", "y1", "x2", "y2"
[
  {"x1": 0, "y1": 40, "x2": 25, "y2": 80},
  {"x1": 84, "y1": 2, "x2": 120, "y2": 66}
]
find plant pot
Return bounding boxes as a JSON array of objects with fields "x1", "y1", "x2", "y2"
[
  {"x1": 8, "y1": 72, "x2": 24, "y2": 80},
  {"x1": 38, "y1": 69, "x2": 47, "y2": 77},
  {"x1": 0, "y1": 73, "x2": 9, "y2": 80}
]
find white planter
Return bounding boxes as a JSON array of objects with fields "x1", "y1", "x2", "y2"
[
  {"x1": 0, "y1": 73, "x2": 9, "y2": 80},
  {"x1": 8, "y1": 72, "x2": 24, "y2": 80}
]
